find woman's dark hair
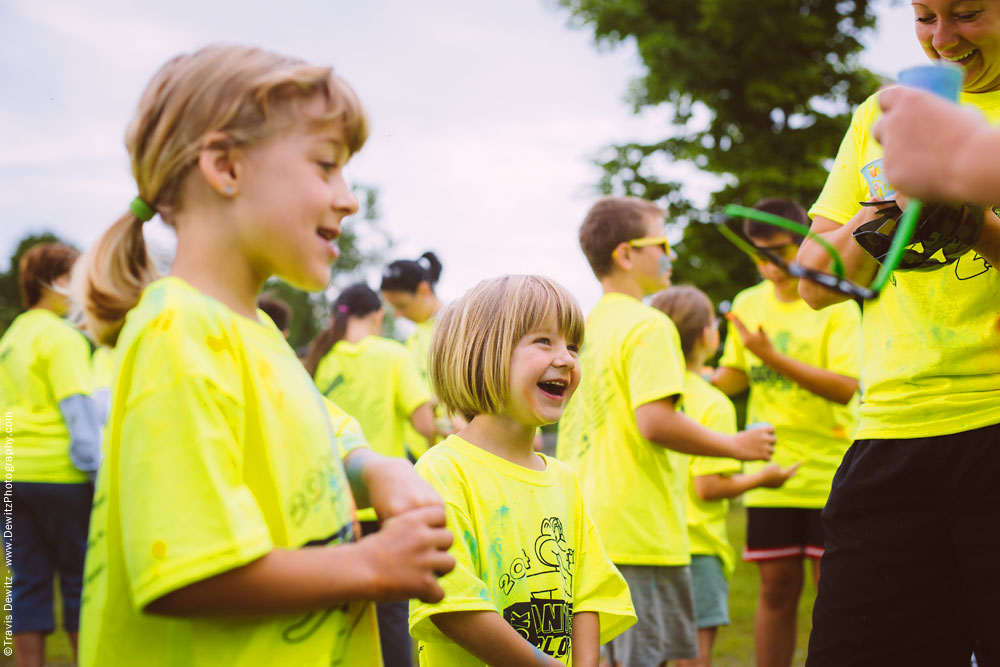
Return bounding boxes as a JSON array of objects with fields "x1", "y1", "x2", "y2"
[
  {"x1": 303, "y1": 283, "x2": 381, "y2": 377},
  {"x1": 744, "y1": 198, "x2": 807, "y2": 245},
  {"x1": 380, "y1": 251, "x2": 442, "y2": 293},
  {"x1": 19, "y1": 242, "x2": 80, "y2": 309}
]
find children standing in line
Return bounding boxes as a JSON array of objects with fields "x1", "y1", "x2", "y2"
[
  {"x1": 0, "y1": 243, "x2": 103, "y2": 667},
  {"x1": 74, "y1": 44, "x2": 453, "y2": 666},
  {"x1": 306, "y1": 282, "x2": 437, "y2": 667},
  {"x1": 381, "y1": 251, "x2": 451, "y2": 455},
  {"x1": 556, "y1": 196, "x2": 775, "y2": 667},
  {"x1": 712, "y1": 199, "x2": 859, "y2": 667},
  {"x1": 409, "y1": 275, "x2": 636, "y2": 666},
  {"x1": 651, "y1": 286, "x2": 798, "y2": 667}
]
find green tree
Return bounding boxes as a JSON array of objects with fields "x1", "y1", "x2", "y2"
[
  {"x1": 560, "y1": 0, "x2": 883, "y2": 307},
  {"x1": 0, "y1": 232, "x2": 78, "y2": 334},
  {"x1": 262, "y1": 184, "x2": 393, "y2": 353}
]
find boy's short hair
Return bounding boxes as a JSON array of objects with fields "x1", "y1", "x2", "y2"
[
  {"x1": 579, "y1": 196, "x2": 665, "y2": 278},
  {"x1": 257, "y1": 294, "x2": 291, "y2": 331},
  {"x1": 744, "y1": 198, "x2": 808, "y2": 244},
  {"x1": 649, "y1": 286, "x2": 714, "y2": 358},
  {"x1": 430, "y1": 275, "x2": 584, "y2": 422},
  {"x1": 19, "y1": 242, "x2": 80, "y2": 309}
]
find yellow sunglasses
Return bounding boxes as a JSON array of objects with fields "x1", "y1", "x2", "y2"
[{"x1": 627, "y1": 236, "x2": 671, "y2": 254}]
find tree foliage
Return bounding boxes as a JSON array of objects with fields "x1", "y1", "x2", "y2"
[{"x1": 560, "y1": 0, "x2": 884, "y2": 306}]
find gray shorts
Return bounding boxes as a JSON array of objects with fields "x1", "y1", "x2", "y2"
[
  {"x1": 605, "y1": 564, "x2": 698, "y2": 666},
  {"x1": 689, "y1": 554, "x2": 730, "y2": 629}
]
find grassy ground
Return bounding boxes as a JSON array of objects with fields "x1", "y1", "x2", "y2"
[{"x1": 5, "y1": 500, "x2": 817, "y2": 666}]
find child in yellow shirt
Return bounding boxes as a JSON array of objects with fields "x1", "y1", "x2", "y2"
[
  {"x1": 73, "y1": 44, "x2": 454, "y2": 666},
  {"x1": 409, "y1": 275, "x2": 636, "y2": 666},
  {"x1": 651, "y1": 286, "x2": 798, "y2": 667}
]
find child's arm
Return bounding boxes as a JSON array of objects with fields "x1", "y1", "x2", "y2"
[
  {"x1": 694, "y1": 462, "x2": 801, "y2": 501},
  {"x1": 430, "y1": 611, "x2": 563, "y2": 667},
  {"x1": 410, "y1": 401, "x2": 438, "y2": 449},
  {"x1": 635, "y1": 398, "x2": 774, "y2": 461},
  {"x1": 571, "y1": 611, "x2": 599, "y2": 667},
  {"x1": 711, "y1": 366, "x2": 749, "y2": 396},
  {"x1": 344, "y1": 447, "x2": 443, "y2": 519},
  {"x1": 146, "y1": 505, "x2": 455, "y2": 615},
  {"x1": 724, "y1": 313, "x2": 858, "y2": 405}
]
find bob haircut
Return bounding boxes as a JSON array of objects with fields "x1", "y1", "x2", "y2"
[{"x1": 430, "y1": 275, "x2": 584, "y2": 422}]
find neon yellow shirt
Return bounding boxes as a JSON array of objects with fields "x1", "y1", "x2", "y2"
[
  {"x1": 810, "y1": 89, "x2": 1000, "y2": 439},
  {"x1": 556, "y1": 292, "x2": 689, "y2": 566},
  {"x1": 0, "y1": 309, "x2": 92, "y2": 483},
  {"x1": 80, "y1": 277, "x2": 379, "y2": 667},
  {"x1": 720, "y1": 281, "x2": 858, "y2": 508},
  {"x1": 682, "y1": 372, "x2": 741, "y2": 578},
  {"x1": 404, "y1": 317, "x2": 441, "y2": 458},
  {"x1": 315, "y1": 334, "x2": 429, "y2": 521},
  {"x1": 409, "y1": 435, "x2": 635, "y2": 665},
  {"x1": 91, "y1": 345, "x2": 114, "y2": 392}
]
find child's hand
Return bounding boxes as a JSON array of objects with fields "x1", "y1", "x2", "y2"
[
  {"x1": 731, "y1": 424, "x2": 775, "y2": 461},
  {"x1": 725, "y1": 313, "x2": 776, "y2": 363},
  {"x1": 360, "y1": 505, "x2": 455, "y2": 603},
  {"x1": 757, "y1": 461, "x2": 801, "y2": 488},
  {"x1": 366, "y1": 456, "x2": 445, "y2": 521}
]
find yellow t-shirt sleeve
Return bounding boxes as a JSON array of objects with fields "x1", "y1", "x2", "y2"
[
  {"x1": 47, "y1": 327, "x2": 94, "y2": 402},
  {"x1": 719, "y1": 313, "x2": 746, "y2": 372},
  {"x1": 625, "y1": 315, "x2": 685, "y2": 410},
  {"x1": 394, "y1": 350, "x2": 432, "y2": 416},
  {"x1": 809, "y1": 96, "x2": 874, "y2": 224},
  {"x1": 571, "y1": 487, "x2": 636, "y2": 644},
  {"x1": 119, "y1": 375, "x2": 273, "y2": 610},
  {"x1": 322, "y1": 396, "x2": 369, "y2": 457},
  {"x1": 823, "y1": 302, "x2": 862, "y2": 378},
  {"x1": 409, "y1": 462, "x2": 495, "y2": 642},
  {"x1": 691, "y1": 397, "x2": 741, "y2": 477}
]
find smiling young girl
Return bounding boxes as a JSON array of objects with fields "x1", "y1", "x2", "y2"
[
  {"x1": 74, "y1": 44, "x2": 454, "y2": 666},
  {"x1": 408, "y1": 275, "x2": 635, "y2": 666}
]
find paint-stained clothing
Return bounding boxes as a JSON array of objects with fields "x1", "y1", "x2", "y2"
[
  {"x1": 80, "y1": 277, "x2": 379, "y2": 667},
  {"x1": 720, "y1": 281, "x2": 859, "y2": 508},
  {"x1": 409, "y1": 435, "x2": 635, "y2": 665},
  {"x1": 809, "y1": 89, "x2": 1000, "y2": 439}
]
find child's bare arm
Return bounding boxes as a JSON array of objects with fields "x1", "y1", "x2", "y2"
[
  {"x1": 571, "y1": 611, "x2": 599, "y2": 667},
  {"x1": 410, "y1": 401, "x2": 437, "y2": 448},
  {"x1": 635, "y1": 398, "x2": 774, "y2": 461},
  {"x1": 694, "y1": 463, "x2": 800, "y2": 501},
  {"x1": 430, "y1": 610, "x2": 563, "y2": 667},
  {"x1": 711, "y1": 366, "x2": 749, "y2": 396},
  {"x1": 724, "y1": 313, "x2": 858, "y2": 405},
  {"x1": 146, "y1": 505, "x2": 455, "y2": 616},
  {"x1": 344, "y1": 447, "x2": 443, "y2": 519}
]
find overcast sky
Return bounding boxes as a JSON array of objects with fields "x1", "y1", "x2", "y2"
[{"x1": 1, "y1": 0, "x2": 924, "y2": 314}]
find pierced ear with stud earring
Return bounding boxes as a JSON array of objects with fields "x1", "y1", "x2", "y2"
[{"x1": 223, "y1": 186, "x2": 233, "y2": 197}]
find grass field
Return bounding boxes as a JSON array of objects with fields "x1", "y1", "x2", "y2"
[{"x1": 4, "y1": 499, "x2": 817, "y2": 666}]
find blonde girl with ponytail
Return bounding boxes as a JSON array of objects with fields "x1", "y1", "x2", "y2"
[{"x1": 76, "y1": 44, "x2": 454, "y2": 666}]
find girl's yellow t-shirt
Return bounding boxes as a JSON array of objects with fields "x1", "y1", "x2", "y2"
[
  {"x1": 0, "y1": 308, "x2": 93, "y2": 483},
  {"x1": 809, "y1": 89, "x2": 1000, "y2": 439},
  {"x1": 409, "y1": 435, "x2": 636, "y2": 665},
  {"x1": 682, "y1": 371, "x2": 741, "y2": 578},
  {"x1": 720, "y1": 281, "x2": 859, "y2": 508},
  {"x1": 79, "y1": 277, "x2": 380, "y2": 667}
]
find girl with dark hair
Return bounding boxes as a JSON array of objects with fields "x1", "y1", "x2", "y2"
[
  {"x1": 380, "y1": 251, "x2": 452, "y2": 454},
  {"x1": 308, "y1": 283, "x2": 437, "y2": 667}
]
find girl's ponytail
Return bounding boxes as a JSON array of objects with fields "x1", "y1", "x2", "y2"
[{"x1": 77, "y1": 208, "x2": 158, "y2": 347}]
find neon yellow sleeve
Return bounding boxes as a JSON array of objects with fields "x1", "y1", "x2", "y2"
[
  {"x1": 809, "y1": 96, "x2": 876, "y2": 225},
  {"x1": 322, "y1": 396, "x2": 369, "y2": 457},
  {"x1": 823, "y1": 302, "x2": 862, "y2": 378},
  {"x1": 719, "y1": 315, "x2": 746, "y2": 372},
  {"x1": 119, "y1": 375, "x2": 273, "y2": 610},
  {"x1": 409, "y1": 460, "x2": 495, "y2": 642},
  {"x1": 625, "y1": 315, "x2": 685, "y2": 410},
  {"x1": 47, "y1": 326, "x2": 94, "y2": 402}
]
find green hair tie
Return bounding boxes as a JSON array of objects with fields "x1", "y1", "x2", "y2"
[{"x1": 129, "y1": 196, "x2": 156, "y2": 222}]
